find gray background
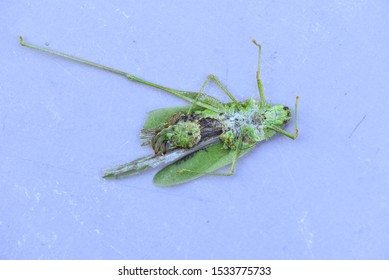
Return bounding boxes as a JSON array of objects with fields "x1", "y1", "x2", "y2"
[{"x1": 1, "y1": 1, "x2": 388, "y2": 259}]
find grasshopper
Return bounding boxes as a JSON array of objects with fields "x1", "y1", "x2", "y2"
[{"x1": 20, "y1": 36, "x2": 298, "y2": 186}]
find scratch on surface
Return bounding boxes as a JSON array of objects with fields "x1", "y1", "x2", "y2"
[
  {"x1": 55, "y1": 62, "x2": 84, "y2": 84},
  {"x1": 92, "y1": 229, "x2": 126, "y2": 258},
  {"x1": 115, "y1": 8, "x2": 130, "y2": 19},
  {"x1": 2, "y1": 112, "x2": 7, "y2": 132},
  {"x1": 23, "y1": 187, "x2": 31, "y2": 199},
  {"x1": 46, "y1": 97, "x2": 62, "y2": 123},
  {"x1": 71, "y1": 212, "x2": 126, "y2": 258},
  {"x1": 121, "y1": 11, "x2": 130, "y2": 19},
  {"x1": 348, "y1": 114, "x2": 366, "y2": 139},
  {"x1": 0, "y1": 151, "x2": 94, "y2": 178},
  {"x1": 92, "y1": 228, "x2": 125, "y2": 256},
  {"x1": 102, "y1": 240, "x2": 126, "y2": 257},
  {"x1": 297, "y1": 212, "x2": 314, "y2": 258}
]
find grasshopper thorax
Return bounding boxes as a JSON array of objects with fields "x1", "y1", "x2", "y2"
[{"x1": 218, "y1": 99, "x2": 290, "y2": 149}]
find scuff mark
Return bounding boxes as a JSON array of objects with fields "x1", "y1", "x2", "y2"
[
  {"x1": 115, "y1": 8, "x2": 130, "y2": 19},
  {"x1": 1, "y1": 111, "x2": 7, "y2": 132},
  {"x1": 297, "y1": 212, "x2": 314, "y2": 258},
  {"x1": 349, "y1": 114, "x2": 367, "y2": 139}
]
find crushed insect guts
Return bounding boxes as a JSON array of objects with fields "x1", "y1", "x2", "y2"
[{"x1": 19, "y1": 36, "x2": 299, "y2": 186}]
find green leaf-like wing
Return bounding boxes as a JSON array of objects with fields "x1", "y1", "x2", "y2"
[{"x1": 153, "y1": 143, "x2": 255, "y2": 186}]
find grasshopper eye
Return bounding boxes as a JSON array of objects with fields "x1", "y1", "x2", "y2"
[{"x1": 285, "y1": 107, "x2": 291, "y2": 117}]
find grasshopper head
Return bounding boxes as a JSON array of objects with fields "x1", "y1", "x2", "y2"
[{"x1": 264, "y1": 104, "x2": 291, "y2": 127}]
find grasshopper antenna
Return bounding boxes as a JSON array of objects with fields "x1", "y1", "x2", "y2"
[{"x1": 19, "y1": 36, "x2": 128, "y2": 77}]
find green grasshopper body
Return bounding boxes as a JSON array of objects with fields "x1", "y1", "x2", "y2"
[{"x1": 20, "y1": 37, "x2": 298, "y2": 186}]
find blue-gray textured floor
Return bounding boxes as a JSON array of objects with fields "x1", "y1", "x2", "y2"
[{"x1": 1, "y1": 1, "x2": 388, "y2": 259}]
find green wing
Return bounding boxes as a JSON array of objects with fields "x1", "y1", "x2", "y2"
[{"x1": 153, "y1": 143, "x2": 255, "y2": 186}]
